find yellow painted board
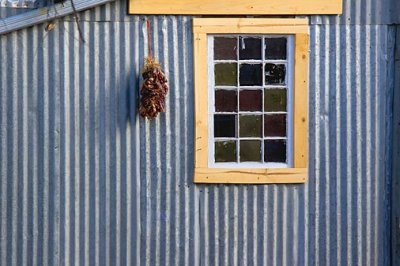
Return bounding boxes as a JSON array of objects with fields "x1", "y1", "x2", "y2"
[
  {"x1": 193, "y1": 32, "x2": 209, "y2": 168},
  {"x1": 293, "y1": 33, "x2": 309, "y2": 168},
  {"x1": 129, "y1": 0, "x2": 342, "y2": 15},
  {"x1": 193, "y1": 18, "x2": 309, "y2": 34},
  {"x1": 193, "y1": 18, "x2": 309, "y2": 28},
  {"x1": 194, "y1": 168, "x2": 308, "y2": 184}
]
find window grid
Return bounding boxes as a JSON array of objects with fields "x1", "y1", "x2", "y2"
[{"x1": 209, "y1": 35, "x2": 293, "y2": 168}]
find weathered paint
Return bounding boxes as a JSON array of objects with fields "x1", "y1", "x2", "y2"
[{"x1": 0, "y1": 0, "x2": 395, "y2": 265}]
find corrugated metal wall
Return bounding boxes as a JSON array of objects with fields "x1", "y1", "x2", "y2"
[
  {"x1": 0, "y1": 0, "x2": 395, "y2": 265},
  {"x1": 0, "y1": 7, "x2": 30, "y2": 19}
]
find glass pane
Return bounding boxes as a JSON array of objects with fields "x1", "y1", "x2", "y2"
[
  {"x1": 215, "y1": 141, "x2": 237, "y2": 162},
  {"x1": 215, "y1": 90, "x2": 237, "y2": 112},
  {"x1": 264, "y1": 114, "x2": 286, "y2": 137},
  {"x1": 264, "y1": 139, "x2": 286, "y2": 163},
  {"x1": 214, "y1": 37, "x2": 237, "y2": 60},
  {"x1": 265, "y1": 63, "x2": 286, "y2": 85},
  {"x1": 214, "y1": 115, "x2": 236, "y2": 137},
  {"x1": 239, "y1": 115, "x2": 262, "y2": 137},
  {"x1": 239, "y1": 64, "x2": 262, "y2": 86},
  {"x1": 265, "y1": 38, "x2": 287, "y2": 60},
  {"x1": 239, "y1": 90, "x2": 262, "y2": 111},
  {"x1": 215, "y1": 63, "x2": 237, "y2": 86},
  {"x1": 240, "y1": 140, "x2": 261, "y2": 162},
  {"x1": 239, "y1": 37, "x2": 262, "y2": 60},
  {"x1": 264, "y1": 89, "x2": 287, "y2": 112}
]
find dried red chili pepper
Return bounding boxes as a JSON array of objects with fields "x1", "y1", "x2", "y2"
[{"x1": 139, "y1": 57, "x2": 169, "y2": 119}]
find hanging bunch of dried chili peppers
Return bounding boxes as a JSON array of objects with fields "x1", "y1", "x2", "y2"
[{"x1": 139, "y1": 20, "x2": 169, "y2": 119}]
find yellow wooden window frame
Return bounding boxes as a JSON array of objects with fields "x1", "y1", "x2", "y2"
[
  {"x1": 193, "y1": 18, "x2": 309, "y2": 184},
  {"x1": 129, "y1": 0, "x2": 342, "y2": 15}
]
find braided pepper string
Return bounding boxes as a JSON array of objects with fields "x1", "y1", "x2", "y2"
[{"x1": 139, "y1": 20, "x2": 169, "y2": 119}]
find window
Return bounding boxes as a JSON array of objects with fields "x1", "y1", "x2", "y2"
[
  {"x1": 193, "y1": 18, "x2": 308, "y2": 184},
  {"x1": 210, "y1": 35, "x2": 293, "y2": 168},
  {"x1": 129, "y1": 0, "x2": 343, "y2": 15}
]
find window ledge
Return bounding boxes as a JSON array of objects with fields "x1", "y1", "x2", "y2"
[{"x1": 194, "y1": 168, "x2": 307, "y2": 184}]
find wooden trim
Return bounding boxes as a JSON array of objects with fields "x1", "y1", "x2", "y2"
[
  {"x1": 293, "y1": 33, "x2": 309, "y2": 168},
  {"x1": 193, "y1": 18, "x2": 309, "y2": 184},
  {"x1": 193, "y1": 18, "x2": 309, "y2": 28},
  {"x1": 194, "y1": 168, "x2": 307, "y2": 184},
  {"x1": 193, "y1": 32, "x2": 209, "y2": 168},
  {"x1": 129, "y1": 0, "x2": 342, "y2": 15},
  {"x1": 193, "y1": 18, "x2": 309, "y2": 34}
]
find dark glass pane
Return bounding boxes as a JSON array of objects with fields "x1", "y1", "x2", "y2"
[
  {"x1": 265, "y1": 63, "x2": 286, "y2": 85},
  {"x1": 239, "y1": 64, "x2": 262, "y2": 86},
  {"x1": 264, "y1": 89, "x2": 287, "y2": 112},
  {"x1": 265, "y1": 38, "x2": 287, "y2": 60},
  {"x1": 239, "y1": 90, "x2": 262, "y2": 111},
  {"x1": 215, "y1": 63, "x2": 237, "y2": 86},
  {"x1": 240, "y1": 140, "x2": 261, "y2": 162},
  {"x1": 214, "y1": 37, "x2": 237, "y2": 60},
  {"x1": 239, "y1": 37, "x2": 262, "y2": 60},
  {"x1": 214, "y1": 115, "x2": 236, "y2": 137},
  {"x1": 239, "y1": 115, "x2": 262, "y2": 137},
  {"x1": 264, "y1": 114, "x2": 286, "y2": 137},
  {"x1": 215, "y1": 141, "x2": 237, "y2": 162},
  {"x1": 264, "y1": 139, "x2": 286, "y2": 163},
  {"x1": 215, "y1": 90, "x2": 237, "y2": 112}
]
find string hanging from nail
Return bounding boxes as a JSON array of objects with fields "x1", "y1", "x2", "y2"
[{"x1": 147, "y1": 19, "x2": 152, "y2": 58}]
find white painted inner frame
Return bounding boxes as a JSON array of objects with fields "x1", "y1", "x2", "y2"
[{"x1": 208, "y1": 34, "x2": 295, "y2": 168}]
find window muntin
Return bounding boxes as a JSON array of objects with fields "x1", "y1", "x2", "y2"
[{"x1": 208, "y1": 35, "x2": 294, "y2": 168}]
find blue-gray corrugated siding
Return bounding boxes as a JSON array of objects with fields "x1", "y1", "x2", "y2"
[
  {"x1": 0, "y1": 7, "x2": 31, "y2": 19},
  {"x1": 0, "y1": 0, "x2": 394, "y2": 265}
]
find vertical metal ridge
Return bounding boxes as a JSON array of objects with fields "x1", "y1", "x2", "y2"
[
  {"x1": 312, "y1": 23, "x2": 321, "y2": 266},
  {"x1": 53, "y1": 25, "x2": 62, "y2": 266},
  {"x1": 112, "y1": 18, "x2": 120, "y2": 266},
  {"x1": 41, "y1": 25, "x2": 49, "y2": 266},
  {"x1": 372, "y1": 24, "x2": 380, "y2": 266},
  {"x1": 133, "y1": 16, "x2": 141, "y2": 266},
  {"x1": 21, "y1": 28, "x2": 29, "y2": 266},
  {"x1": 103, "y1": 20, "x2": 111, "y2": 266},
  {"x1": 10, "y1": 30, "x2": 18, "y2": 266},
  {"x1": 155, "y1": 16, "x2": 163, "y2": 266},
  {"x1": 0, "y1": 25, "x2": 8, "y2": 266},
  {"x1": 334, "y1": 23, "x2": 342, "y2": 266},
  {"x1": 323, "y1": 24, "x2": 331, "y2": 266},
  {"x1": 61, "y1": 20, "x2": 71, "y2": 266},
  {"x1": 373, "y1": 26, "x2": 381, "y2": 266},
  {"x1": 345, "y1": 23, "x2": 353, "y2": 266},
  {"x1": 83, "y1": 20, "x2": 90, "y2": 266},
  {"x1": 31, "y1": 27, "x2": 38, "y2": 266},
  {"x1": 365, "y1": 24, "x2": 372, "y2": 266},
  {"x1": 72, "y1": 20, "x2": 81, "y2": 266},
  {"x1": 355, "y1": 25, "x2": 363, "y2": 266},
  {"x1": 168, "y1": 15, "x2": 178, "y2": 266}
]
